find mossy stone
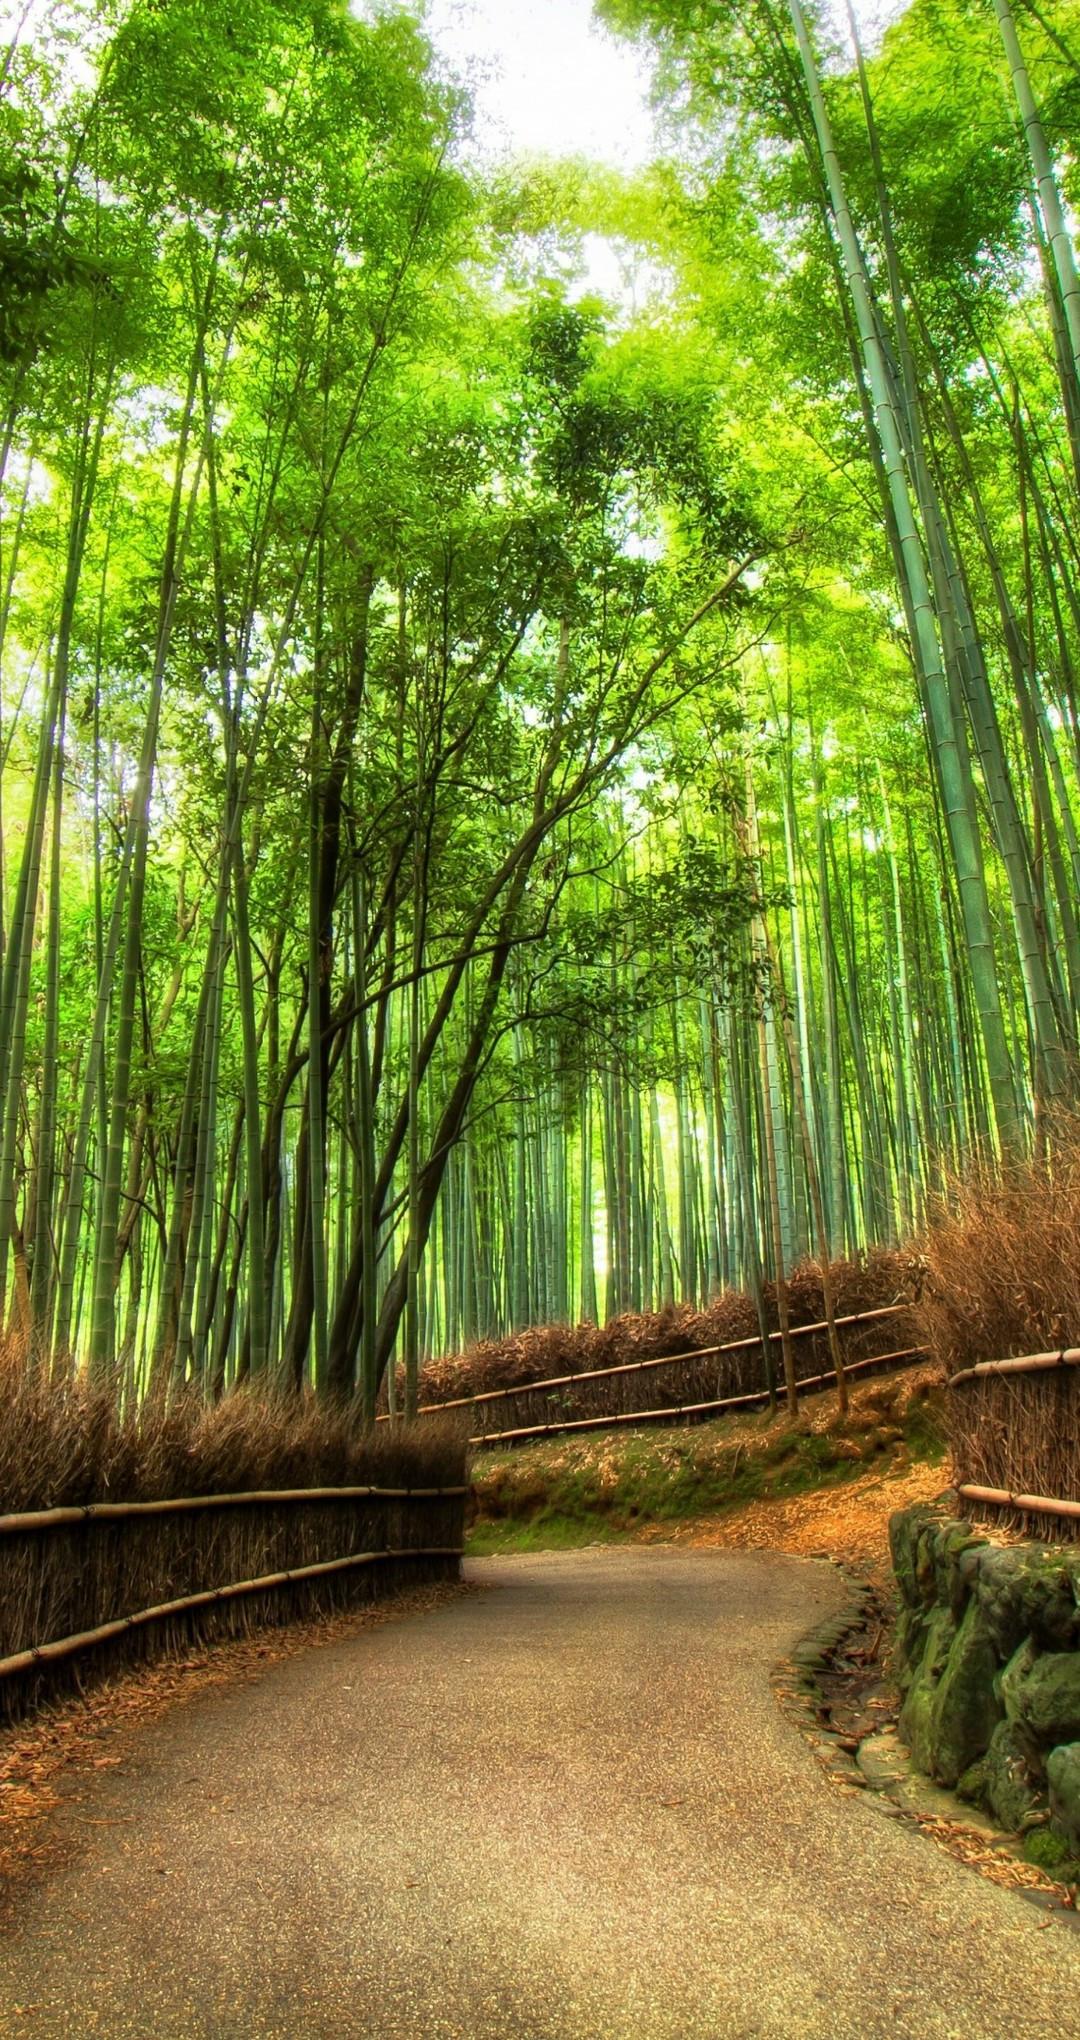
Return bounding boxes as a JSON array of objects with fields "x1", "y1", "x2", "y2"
[
  {"x1": 893, "y1": 1603, "x2": 931, "y2": 1690},
  {"x1": 897, "y1": 1677, "x2": 934, "y2": 1777},
  {"x1": 1023, "y1": 1827, "x2": 1077, "y2": 1877},
  {"x1": 1016, "y1": 1556, "x2": 1080, "y2": 1650},
  {"x1": 898, "y1": 1599, "x2": 1005, "y2": 1788},
  {"x1": 898, "y1": 1604, "x2": 959, "y2": 1778},
  {"x1": 1005, "y1": 1649, "x2": 1080, "y2": 1768},
  {"x1": 924, "y1": 1599, "x2": 1004, "y2": 1787},
  {"x1": 933, "y1": 1522, "x2": 989, "y2": 1619},
  {"x1": 1047, "y1": 1743, "x2": 1080, "y2": 1851},
  {"x1": 982, "y1": 1720, "x2": 1044, "y2": 1833},
  {"x1": 914, "y1": 1520, "x2": 941, "y2": 1609},
  {"x1": 999, "y1": 1635, "x2": 1039, "y2": 1722},
  {"x1": 975, "y1": 1548, "x2": 1080, "y2": 1659},
  {"x1": 890, "y1": 1505, "x2": 939, "y2": 1608},
  {"x1": 956, "y1": 1758, "x2": 988, "y2": 1804}
]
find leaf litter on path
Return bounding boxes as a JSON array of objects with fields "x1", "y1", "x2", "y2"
[{"x1": 0, "y1": 1580, "x2": 469, "y2": 1925}]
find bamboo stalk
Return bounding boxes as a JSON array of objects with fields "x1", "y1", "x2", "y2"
[
  {"x1": 0, "y1": 1484, "x2": 469, "y2": 1538},
  {"x1": 948, "y1": 1349, "x2": 1080, "y2": 1387},
  {"x1": 956, "y1": 1483, "x2": 1080, "y2": 1523},
  {"x1": 470, "y1": 1345, "x2": 928, "y2": 1446},
  {"x1": 0, "y1": 1546, "x2": 464, "y2": 1684},
  {"x1": 403, "y1": 1304, "x2": 912, "y2": 1416}
]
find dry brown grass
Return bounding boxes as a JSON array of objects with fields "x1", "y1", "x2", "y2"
[
  {"x1": 910, "y1": 1142, "x2": 1080, "y2": 1379},
  {"x1": 419, "y1": 1249, "x2": 915, "y2": 1431},
  {"x1": 911, "y1": 1122, "x2": 1080, "y2": 1536},
  {"x1": 0, "y1": 1350, "x2": 466, "y2": 1509},
  {"x1": 0, "y1": 1347, "x2": 468, "y2": 1719},
  {"x1": 912, "y1": 1129, "x2": 1080, "y2": 1374}
]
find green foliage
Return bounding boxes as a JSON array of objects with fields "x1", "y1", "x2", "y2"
[{"x1": 4, "y1": 0, "x2": 1080, "y2": 1396}]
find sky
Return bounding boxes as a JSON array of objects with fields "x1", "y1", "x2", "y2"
[
  {"x1": 424, "y1": 0, "x2": 912, "y2": 172},
  {"x1": 1, "y1": 1, "x2": 913, "y2": 169},
  {"x1": 424, "y1": 0, "x2": 657, "y2": 169}
]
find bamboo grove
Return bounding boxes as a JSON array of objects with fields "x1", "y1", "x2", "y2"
[{"x1": 4, "y1": 0, "x2": 1080, "y2": 1412}]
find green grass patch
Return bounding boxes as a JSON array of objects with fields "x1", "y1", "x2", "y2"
[
  {"x1": 465, "y1": 1371, "x2": 946, "y2": 1554},
  {"x1": 467, "y1": 1512, "x2": 628, "y2": 1556}
]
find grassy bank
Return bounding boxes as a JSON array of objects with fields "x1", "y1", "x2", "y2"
[{"x1": 467, "y1": 1363, "x2": 946, "y2": 1555}]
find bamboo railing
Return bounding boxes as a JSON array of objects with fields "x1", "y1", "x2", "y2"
[
  {"x1": 469, "y1": 1342, "x2": 927, "y2": 1447},
  {"x1": 947, "y1": 1348, "x2": 1080, "y2": 1387},
  {"x1": 0, "y1": 1545, "x2": 463, "y2": 1683},
  {"x1": 0, "y1": 1482, "x2": 468, "y2": 1538},
  {"x1": 947, "y1": 1347, "x2": 1080, "y2": 1537},
  {"x1": 399, "y1": 1302, "x2": 915, "y2": 1434},
  {"x1": 953, "y1": 1484, "x2": 1080, "y2": 1525},
  {"x1": 0, "y1": 1480, "x2": 467, "y2": 1703}
]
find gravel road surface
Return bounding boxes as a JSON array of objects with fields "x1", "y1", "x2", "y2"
[{"x1": 1, "y1": 1547, "x2": 1078, "y2": 2038}]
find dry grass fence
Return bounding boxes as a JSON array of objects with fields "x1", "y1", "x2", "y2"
[
  {"x1": 945, "y1": 1359, "x2": 1080, "y2": 1540},
  {"x1": 413, "y1": 1250, "x2": 915, "y2": 1438},
  {"x1": 911, "y1": 1126, "x2": 1080, "y2": 1541},
  {"x1": 430, "y1": 1310, "x2": 922, "y2": 1445},
  {"x1": 0, "y1": 1355, "x2": 467, "y2": 1718}
]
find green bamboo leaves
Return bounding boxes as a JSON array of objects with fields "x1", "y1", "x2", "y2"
[{"x1": 5, "y1": 0, "x2": 1080, "y2": 1408}]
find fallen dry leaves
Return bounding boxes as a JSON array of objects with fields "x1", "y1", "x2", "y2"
[
  {"x1": 638, "y1": 1455, "x2": 947, "y2": 1578},
  {"x1": 909, "y1": 1812, "x2": 1077, "y2": 1906},
  {"x1": 473, "y1": 1361, "x2": 947, "y2": 1558}
]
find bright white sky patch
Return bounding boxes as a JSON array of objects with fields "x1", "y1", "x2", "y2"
[
  {"x1": 424, "y1": 0, "x2": 657, "y2": 168},
  {"x1": 4, "y1": 1, "x2": 916, "y2": 173}
]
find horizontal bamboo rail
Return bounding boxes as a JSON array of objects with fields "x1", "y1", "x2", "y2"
[
  {"x1": 401, "y1": 1303, "x2": 912, "y2": 1420},
  {"x1": 0, "y1": 1545, "x2": 464, "y2": 1684},
  {"x1": 0, "y1": 1483, "x2": 468, "y2": 1539},
  {"x1": 948, "y1": 1348, "x2": 1080, "y2": 1388},
  {"x1": 470, "y1": 1343, "x2": 928, "y2": 1447},
  {"x1": 956, "y1": 1483, "x2": 1080, "y2": 1524}
]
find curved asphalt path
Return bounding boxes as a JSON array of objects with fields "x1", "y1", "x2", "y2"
[{"x1": 1, "y1": 1548, "x2": 1078, "y2": 2039}]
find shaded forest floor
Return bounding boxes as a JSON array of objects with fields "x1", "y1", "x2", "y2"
[{"x1": 466, "y1": 1361, "x2": 948, "y2": 1573}]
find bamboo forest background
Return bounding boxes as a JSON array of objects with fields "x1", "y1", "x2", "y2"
[{"x1": 5, "y1": 0, "x2": 1080, "y2": 1416}]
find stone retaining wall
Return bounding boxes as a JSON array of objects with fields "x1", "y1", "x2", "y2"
[{"x1": 890, "y1": 1501, "x2": 1080, "y2": 1871}]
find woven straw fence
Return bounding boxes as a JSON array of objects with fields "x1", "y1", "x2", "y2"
[
  {"x1": 0, "y1": 1484, "x2": 465, "y2": 1718},
  {"x1": 948, "y1": 1355, "x2": 1080, "y2": 1541},
  {"x1": 449, "y1": 1305, "x2": 920, "y2": 1444}
]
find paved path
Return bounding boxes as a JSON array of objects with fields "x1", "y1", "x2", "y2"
[{"x1": 1, "y1": 1549, "x2": 1078, "y2": 2039}]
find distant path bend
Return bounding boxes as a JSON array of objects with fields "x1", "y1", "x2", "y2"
[{"x1": 1, "y1": 1548, "x2": 1078, "y2": 2038}]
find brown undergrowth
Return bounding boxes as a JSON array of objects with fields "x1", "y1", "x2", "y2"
[
  {"x1": 420, "y1": 1248, "x2": 914, "y2": 1418},
  {"x1": 0, "y1": 1352, "x2": 466, "y2": 1509},
  {"x1": 911, "y1": 1123, "x2": 1080, "y2": 1534},
  {"x1": 913, "y1": 1125, "x2": 1080, "y2": 1373}
]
